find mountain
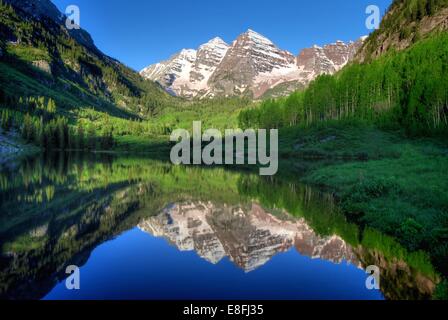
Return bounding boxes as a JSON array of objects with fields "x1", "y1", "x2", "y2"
[
  {"x1": 208, "y1": 30, "x2": 298, "y2": 99},
  {"x1": 141, "y1": 37, "x2": 230, "y2": 98},
  {"x1": 4, "y1": 0, "x2": 64, "y2": 22},
  {"x1": 356, "y1": 0, "x2": 448, "y2": 62},
  {"x1": 141, "y1": 30, "x2": 365, "y2": 99},
  {"x1": 296, "y1": 38, "x2": 366, "y2": 81},
  {"x1": 138, "y1": 201, "x2": 360, "y2": 272},
  {"x1": 3, "y1": 0, "x2": 98, "y2": 52},
  {"x1": 0, "y1": 0, "x2": 176, "y2": 119}
]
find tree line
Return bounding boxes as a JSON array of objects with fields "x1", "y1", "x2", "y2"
[
  {"x1": 239, "y1": 32, "x2": 448, "y2": 135},
  {"x1": 0, "y1": 95, "x2": 115, "y2": 151}
]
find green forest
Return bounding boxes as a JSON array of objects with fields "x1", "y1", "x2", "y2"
[{"x1": 239, "y1": 32, "x2": 448, "y2": 134}]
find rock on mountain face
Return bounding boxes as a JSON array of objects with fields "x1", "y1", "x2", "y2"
[
  {"x1": 138, "y1": 201, "x2": 360, "y2": 272},
  {"x1": 209, "y1": 29, "x2": 298, "y2": 99},
  {"x1": 296, "y1": 38, "x2": 365, "y2": 83},
  {"x1": 141, "y1": 30, "x2": 365, "y2": 99},
  {"x1": 141, "y1": 37, "x2": 230, "y2": 98}
]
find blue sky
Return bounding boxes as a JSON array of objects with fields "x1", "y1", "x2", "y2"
[{"x1": 52, "y1": 0, "x2": 393, "y2": 71}]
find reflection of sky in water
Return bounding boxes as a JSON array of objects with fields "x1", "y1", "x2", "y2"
[{"x1": 44, "y1": 228, "x2": 384, "y2": 300}]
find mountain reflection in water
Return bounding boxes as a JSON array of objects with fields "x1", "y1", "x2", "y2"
[
  {"x1": 0, "y1": 153, "x2": 438, "y2": 300},
  {"x1": 139, "y1": 202, "x2": 360, "y2": 273}
]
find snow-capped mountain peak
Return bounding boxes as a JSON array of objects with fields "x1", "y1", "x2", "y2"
[
  {"x1": 140, "y1": 30, "x2": 365, "y2": 99},
  {"x1": 140, "y1": 36, "x2": 230, "y2": 98},
  {"x1": 179, "y1": 49, "x2": 197, "y2": 59},
  {"x1": 244, "y1": 29, "x2": 274, "y2": 45},
  {"x1": 203, "y1": 36, "x2": 227, "y2": 46}
]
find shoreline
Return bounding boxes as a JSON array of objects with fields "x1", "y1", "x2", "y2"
[{"x1": 0, "y1": 130, "x2": 41, "y2": 168}]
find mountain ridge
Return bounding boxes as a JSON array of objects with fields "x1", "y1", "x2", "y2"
[
  {"x1": 1, "y1": 0, "x2": 177, "y2": 119},
  {"x1": 141, "y1": 30, "x2": 365, "y2": 99}
]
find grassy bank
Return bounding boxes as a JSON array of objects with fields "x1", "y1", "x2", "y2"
[
  {"x1": 278, "y1": 122, "x2": 448, "y2": 285},
  {"x1": 110, "y1": 121, "x2": 448, "y2": 283}
]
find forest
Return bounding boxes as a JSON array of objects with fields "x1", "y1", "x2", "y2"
[
  {"x1": 239, "y1": 32, "x2": 448, "y2": 135},
  {"x1": 1, "y1": 96, "x2": 114, "y2": 151}
]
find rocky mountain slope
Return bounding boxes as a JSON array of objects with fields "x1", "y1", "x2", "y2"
[
  {"x1": 141, "y1": 30, "x2": 365, "y2": 99},
  {"x1": 356, "y1": 0, "x2": 448, "y2": 62},
  {"x1": 141, "y1": 37, "x2": 230, "y2": 98}
]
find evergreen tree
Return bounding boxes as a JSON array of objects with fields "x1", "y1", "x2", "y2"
[
  {"x1": 46, "y1": 98, "x2": 56, "y2": 114},
  {"x1": 417, "y1": 0, "x2": 427, "y2": 20},
  {"x1": 56, "y1": 117, "x2": 68, "y2": 150},
  {"x1": 21, "y1": 114, "x2": 33, "y2": 142},
  {"x1": 43, "y1": 125, "x2": 54, "y2": 149},
  {"x1": 76, "y1": 124, "x2": 85, "y2": 150},
  {"x1": 426, "y1": 0, "x2": 436, "y2": 15},
  {"x1": 101, "y1": 126, "x2": 114, "y2": 150},
  {"x1": 0, "y1": 87, "x2": 5, "y2": 106},
  {"x1": 87, "y1": 125, "x2": 96, "y2": 150},
  {"x1": 1, "y1": 110, "x2": 12, "y2": 132},
  {"x1": 35, "y1": 118, "x2": 44, "y2": 147}
]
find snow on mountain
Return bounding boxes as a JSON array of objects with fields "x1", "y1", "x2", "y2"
[
  {"x1": 296, "y1": 39, "x2": 364, "y2": 81},
  {"x1": 140, "y1": 37, "x2": 229, "y2": 98},
  {"x1": 208, "y1": 29, "x2": 299, "y2": 98},
  {"x1": 140, "y1": 30, "x2": 365, "y2": 99},
  {"x1": 138, "y1": 201, "x2": 360, "y2": 272},
  {"x1": 190, "y1": 37, "x2": 230, "y2": 91}
]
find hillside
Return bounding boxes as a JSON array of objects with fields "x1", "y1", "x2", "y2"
[
  {"x1": 357, "y1": 0, "x2": 448, "y2": 62},
  {"x1": 0, "y1": 0, "x2": 255, "y2": 155},
  {"x1": 141, "y1": 30, "x2": 364, "y2": 99},
  {"x1": 0, "y1": 0, "x2": 177, "y2": 120}
]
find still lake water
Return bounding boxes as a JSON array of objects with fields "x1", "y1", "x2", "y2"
[{"x1": 0, "y1": 153, "x2": 436, "y2": 300}]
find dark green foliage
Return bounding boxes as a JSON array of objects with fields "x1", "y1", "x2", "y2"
[
  {"x1": 292, "y1": 124, "x2": 448, "y2": 276},
  {"x1": 0, "y1": 87, "x2": 5, "y2": 105},
  {"x1": 434, "y1": 280, "x2": 448, "y2": 300},
  {"x1": 87, "y1": 124, "x2": 96, "y2": 150},
  {"x1": 0, "y1": 94, "x2": 114, "y2": 151},
  {"x1": 21, "y1": 115, "x2": 66, "y2": 150},
  {"x1": 426, "y1": 0, "x2": 437, "y2": 15},
  {"x1": 101, "y1": 126, "x2": 115, "y2": 150},
  {"x1": 1, "y1": 109, "x2": 13, "y2": 131},
  {"x1": 75, "y1": 124, "x2": 85, "y2": 150}
]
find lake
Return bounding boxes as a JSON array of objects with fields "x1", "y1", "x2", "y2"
[{"x1": 0, "y1": 153, "x2": 437, "y2": 300}]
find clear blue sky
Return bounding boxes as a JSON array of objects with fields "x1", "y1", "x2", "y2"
[{"x1": 52, "y1": 0, "x2": 393, "y2": 71}]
